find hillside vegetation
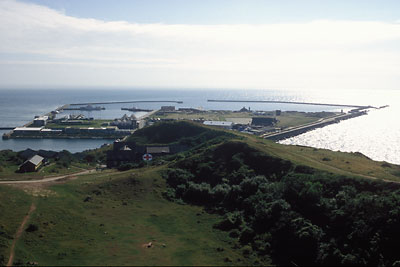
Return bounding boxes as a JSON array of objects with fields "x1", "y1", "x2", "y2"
[
  {"x1": 163, "y1": 140, "x2": 400, "y2": 265},
  {"x1": 1, "y1": 121, "x2": 400, "y2": 266}
]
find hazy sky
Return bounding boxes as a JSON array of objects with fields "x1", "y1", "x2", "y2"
[{"x1": 1, "y1": 0, "x2": 400, "y2": 90}]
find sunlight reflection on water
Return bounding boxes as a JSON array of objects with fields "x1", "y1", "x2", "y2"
[{"x1": 279, "y1": 103, "x2": 400, "y2": 164}]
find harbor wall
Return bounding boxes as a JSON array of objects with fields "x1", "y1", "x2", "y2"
[{"x1": 265, "y1": 111, "x2": 367, "y2": 141}]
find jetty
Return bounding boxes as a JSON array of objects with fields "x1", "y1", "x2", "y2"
[
  {"x1": 70, "y1": 100, "x2": 183, "y2": 106},
  {"x1": 208, "y1": 99, "x2": 374, "y2": 109},
  {"x1": 263, "y1": 111, "x2": 367, "y2": 141}
]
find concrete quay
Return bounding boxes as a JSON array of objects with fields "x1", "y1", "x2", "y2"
[{"x1": 263, "y1": 111, "x2": 367, "y2": 141}]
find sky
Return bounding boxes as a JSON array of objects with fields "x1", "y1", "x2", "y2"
[{"x1": 1, "y1": 0, "x2": 400, "y2": 90}]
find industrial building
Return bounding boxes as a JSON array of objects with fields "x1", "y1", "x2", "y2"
[
  {"x1": 13, "y1": 127, "x2": 44, "y2": 135},
  {"x1": 33, "y1": 116, "x2": 49, "y2": 126},
  {"x1": 161, "y1": 106, "x2": 175, "y2": 112}
]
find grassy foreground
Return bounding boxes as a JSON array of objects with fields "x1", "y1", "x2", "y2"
[{"x1": 2, "y1": 167, "x2": 255, "y2": 266}]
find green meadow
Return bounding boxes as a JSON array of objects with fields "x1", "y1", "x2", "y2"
[{"x1": 2, "y1": 167, "x2": 256, "y2": 266}]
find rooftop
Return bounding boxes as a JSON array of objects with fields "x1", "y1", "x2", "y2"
[
  {"x1": 34, "y1": 116, "x2": 49, "y2": 121},
  {"x1": 203, "y1": 121, "x2": 233, "y2": 127},
  {"x1": 28, "y1": 155, "x2": 44, "y2": 166},
  {"x1": 14, "y1": 127, "x2": 44, "y2": 131}
]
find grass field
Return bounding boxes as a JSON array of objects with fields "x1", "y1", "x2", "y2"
[
  {"x1": 4, "y1": 167, "x2": 259, "y2": 266},
  {"x1": 0, "y1": 186, "x2": 33, "y2": 266},
  {"x1": 153, "y1": 110, "x2": 337, "y2": 129}
]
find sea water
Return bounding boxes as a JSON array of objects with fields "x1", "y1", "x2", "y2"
[{"x1": 0, "y1": 88, "x2": 399, "y2": 164}]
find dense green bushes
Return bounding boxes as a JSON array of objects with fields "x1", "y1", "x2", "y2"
[
  {"x1": 0, "y1": 150, "x2": 22, "y2": 167},
  {"x1": 163, "y1": 141, "x2": 400, "y2": 266}
]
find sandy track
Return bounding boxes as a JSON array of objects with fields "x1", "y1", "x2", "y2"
[
  {"x1": 7, "y1": 203, "x2": 36, "y2": 267},
  {"x1": 0, "y1": 169, "x2": 95, "y2": 185}
]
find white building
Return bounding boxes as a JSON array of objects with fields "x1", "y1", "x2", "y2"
[
  {"x1": 33, "y1": 116, "x2": 49, "y2": 126},
  {"x1": 203, "y1": 121, "x2": 233, "y2": 129}
]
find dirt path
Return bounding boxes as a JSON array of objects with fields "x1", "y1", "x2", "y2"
[
  {"x1": 7, "y1": 203, "x2": 37, "y2": 267},
  {"x1": 0, "y1": 169, "x2": 96, "y2": 185}
]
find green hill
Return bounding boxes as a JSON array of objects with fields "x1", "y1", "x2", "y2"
[
  {"x1": 163, "y1": 139, "x2": 400, "y2": 265},
  {"x1": 127, "y1": 120, "x2": 235, "y2": 147},
  {"x1": 1, "y1": 121, "x2": 400, "y2": 266}
]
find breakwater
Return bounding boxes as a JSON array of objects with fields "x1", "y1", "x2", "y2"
[
  {"x1": 70, "y1": 100, "x2": 183, "y2": 105},
  {"x1": 208, "y1": 99, "x2": 374, "y2": 109},
  {"x1": 264, "y1": 111, "x2": 367, "y2": 141}
]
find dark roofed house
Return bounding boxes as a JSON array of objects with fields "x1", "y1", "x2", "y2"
[
  {"x1": 106, "y1": 141, "x2": 138, "y2": 167},
  {"x1": 19, "y1": 155, "x2": 44, "y2": 172}
]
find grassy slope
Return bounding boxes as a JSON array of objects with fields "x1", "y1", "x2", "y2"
[
  {"x1": 0, "y1": 186, "x2": 32, "y2": 265},
  {"x1": 216, "y1": 129, "x2": 400, "y2": 182},
  {"x1": 10, "y1": 167, "x2": 254, "y2": 266}
]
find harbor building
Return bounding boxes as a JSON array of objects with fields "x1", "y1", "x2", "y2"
[
  {"x1": 161, "y1": 106, "x2": 175, "y2": 112},
  {"x1": 33, "y1": 116, "x2": 49, "y2": 126},
  {"x1": 13, "y1": 127, "x2": 44, "y2": 135}
]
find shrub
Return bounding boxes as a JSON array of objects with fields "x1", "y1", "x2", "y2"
[
  {"x1": 117, "y1": 163, "x2": 135, "y2": 171},
  {"x1": 26, "y1": 224, "x2": 38, "y2": 232}
]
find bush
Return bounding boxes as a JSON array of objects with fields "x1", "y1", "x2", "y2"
[
  {"x1": 214, "y1": 212, "x2": 243, "y2": 231},
  {"x1": 118, "y1": 163, "x2": 135, "y2": 171},
  {"x1": 26, "y1": 224, "x2": 38, "y2": 232}
]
